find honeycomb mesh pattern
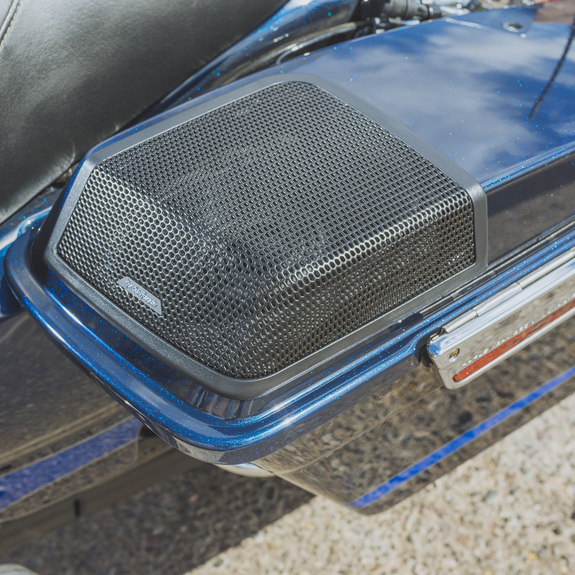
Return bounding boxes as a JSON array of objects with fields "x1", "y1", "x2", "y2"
[{"x1": 58, "y1": 82, "x2": 475, "y2": 379}]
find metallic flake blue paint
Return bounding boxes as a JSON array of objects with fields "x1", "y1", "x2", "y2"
[
  {"x1": 0, "y1": 191, "x2": 58, "y2": 320},
  {"x1": 283, "y1": 14, "x2": 575, "y2": 186},
  {"x1": 350, "y1": 364, "x2": 575, "y2": 509}
]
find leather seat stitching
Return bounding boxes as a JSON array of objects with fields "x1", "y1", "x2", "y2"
[{"x1": 0, "y1": 0, "x2": 22, "y2": 52}]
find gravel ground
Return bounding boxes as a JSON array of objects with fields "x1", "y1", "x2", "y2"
[{"x1": 3, "y1": 391, "x2": 575, "y2": 574}]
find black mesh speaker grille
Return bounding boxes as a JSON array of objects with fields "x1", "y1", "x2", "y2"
[{"x1": 57, "y1": 81, "x2": 475, "y2": 379}]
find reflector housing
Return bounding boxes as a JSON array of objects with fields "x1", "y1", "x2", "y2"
[{"x1": 428, "y1": 249, "x2": 575, "y2": 388}]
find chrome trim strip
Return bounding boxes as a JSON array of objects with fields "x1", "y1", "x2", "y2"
[
  {"x1": 518, "y1": 249, "x2": 575, "y2": 289},
  {"x1": 443, "y1": 248, "x2": 575, "y2": 335},
  {"x1": 443, "y1": 309, "x2": 478, "y2": 334},
  {"x1": 473, "y1": 283, "x2": 522, "y2": 316}
]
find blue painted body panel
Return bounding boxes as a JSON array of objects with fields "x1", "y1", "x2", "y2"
[
  {"x1": 0, "y1": 191, "x2": 57, "y2": 321},
  {"x1": 274, "y1": 14, "x2": 575, "y2": 259},
  {"x1": 2, "y1": 3, "x2": 575, "y2": 515},
  {"x1": 281, "y1": 15, "x2": 573, "y2": 185}
]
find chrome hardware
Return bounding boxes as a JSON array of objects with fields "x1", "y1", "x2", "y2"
[
  {"x1": 213, "y1": 463, "x2": 274, "y2": 478},
  {"x1": 428, "y1": 249, "x2": 575, "y2": 389}
]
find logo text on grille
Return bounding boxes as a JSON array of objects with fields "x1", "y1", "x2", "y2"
[{"x1": 117, "y1": 277, "x2": 162, "y2": 315}]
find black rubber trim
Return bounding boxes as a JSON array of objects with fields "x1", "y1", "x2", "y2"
[{"x1": 42, "y1": 73, "x2": 488, "y2": 400}]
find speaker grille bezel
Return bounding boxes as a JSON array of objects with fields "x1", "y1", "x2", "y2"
[{"x1": 43, "y1": 74, "x2": 488, "y2": 399}]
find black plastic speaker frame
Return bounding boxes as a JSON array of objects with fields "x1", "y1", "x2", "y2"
[{"x1": 41, "y1": 74, "x2": 488, "y2": 399}]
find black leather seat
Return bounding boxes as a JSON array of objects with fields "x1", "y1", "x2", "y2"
[{"x1": 0, "y1": 0, "x2": 286, "y2": 223}]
